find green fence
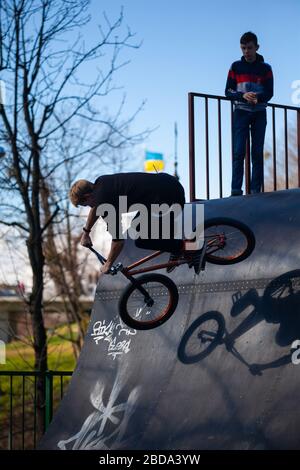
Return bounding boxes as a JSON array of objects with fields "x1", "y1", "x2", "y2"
[{"x1": 0, "y1": 370, "x2": 73, "y2": 450}]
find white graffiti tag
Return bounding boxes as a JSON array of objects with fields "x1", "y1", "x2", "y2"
[
  {"x1": 57, "y1": 374, "x2": 141, "y2": 450},
  {"x1": 91, "y1": 320, "x2": 115, "y2": 344},
  {"x1": 91, "y1": 320, "x2": 136, "y2": 360}
]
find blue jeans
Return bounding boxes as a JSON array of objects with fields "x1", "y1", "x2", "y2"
[{"x1": 231, "y1": 109, "x2": 267, "y2": 194}]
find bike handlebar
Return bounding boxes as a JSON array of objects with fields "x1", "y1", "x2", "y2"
[
  {"x1": 87, "y1": 246, "x2": 123, "y2": 275},
  {"x1": 88, "y1": 246, "x2": 106, "y2": 264}
]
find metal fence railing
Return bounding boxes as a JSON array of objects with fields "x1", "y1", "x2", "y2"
[
  {"x1": 0, "y1": 370, "x2": 73, "y2": 450},
  {"x1": 188, "y1": 92, "x2": 300, "y2": 201}
]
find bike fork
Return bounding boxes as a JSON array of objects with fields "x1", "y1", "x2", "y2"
[{"x1": 123, "y1": 272, "x2": 154, "y2": 306}]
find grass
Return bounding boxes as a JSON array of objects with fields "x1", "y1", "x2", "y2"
[
  {"x1": 2, "y1": 323, "x2": 78, "y2": 372},
  {"x1": 0, "y1": 323, "x2": 78, "y2": 450}
]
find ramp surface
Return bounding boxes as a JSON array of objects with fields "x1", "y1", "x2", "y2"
[{"x1": 39, "y1": 189, "x2": 300, "y2": 450}]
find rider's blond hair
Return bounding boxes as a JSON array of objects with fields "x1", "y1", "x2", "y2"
[{"x1": 69, "y1": 179, "x2": 94, "y2": 207}]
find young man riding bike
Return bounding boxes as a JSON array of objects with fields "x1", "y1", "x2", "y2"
[{"x1": 69, "y1": 172, "x2": 202, "y2": 275}]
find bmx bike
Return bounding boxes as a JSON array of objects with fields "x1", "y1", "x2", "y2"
[{"x1": 89, "y1": 217, "x2": 255, "y2": 331}]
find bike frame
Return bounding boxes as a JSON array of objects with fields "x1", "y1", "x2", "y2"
[
  {"x1": 124, "y1": 250, "x2": 190, "y2": 275},
  {"x1": 88, "y1": 246, "x2": 186, "y2": 293},
  {"x1": 88, "y1": 232, "x2": 222, "y2": 300},
  {"x1": 88, "y1": 246, "x2": 164, "y2": 299},
  {"x1": 89, "y1": 233, "x2": 223, "y2": 277},
  {"x1": 125, "y1": 233, "x2": 225, "y2": 275}
]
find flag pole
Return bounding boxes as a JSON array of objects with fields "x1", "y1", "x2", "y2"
[{"x1": 174, "y1": 122, "x2": 179, "y2": 180}]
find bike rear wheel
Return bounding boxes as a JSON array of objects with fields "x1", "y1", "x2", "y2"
[
  {"x1": 204, "y1": 217, "x2": 255, "y2": 265},
  {"x1": 119, "y1": 273, "x2": 179, "y2": 330}
]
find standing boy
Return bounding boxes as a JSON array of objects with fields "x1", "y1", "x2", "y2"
[{"x1": 225, "y1": 31, "x2": 273, "y2": 195}]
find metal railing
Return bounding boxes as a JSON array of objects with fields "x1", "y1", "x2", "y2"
[
  {"x1": 188, "y1": 92, "x2": 300, "y2": 201},
  {"x1": 0, "y1": 370, "x2": 73, "y2": 450}
]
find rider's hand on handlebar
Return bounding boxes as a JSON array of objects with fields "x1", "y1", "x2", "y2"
[
  {"x1": 100, "y1": 261, "x2": 113, "y2": 275},
  {"x1": 80, "y1": 232, "x2": 93, "y2": 247}
]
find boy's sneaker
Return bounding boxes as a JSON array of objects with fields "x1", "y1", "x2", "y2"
[{"x1": 230, "y1": 189, "x2": 243, "y2": 196}]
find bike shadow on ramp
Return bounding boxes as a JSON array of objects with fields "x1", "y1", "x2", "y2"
[{"x1": 177, "y1": 269, "x2": 300, "y2": 374}]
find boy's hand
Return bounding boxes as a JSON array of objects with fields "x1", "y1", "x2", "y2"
[
  {"x1": 80, "y1": 232, "x2": 93, "y2": 247},
  {"x1": 243, "y1": 92, "x2": 258, "y2": 104}
]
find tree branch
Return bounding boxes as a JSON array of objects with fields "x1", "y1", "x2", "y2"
[
  {"x1": 0, "y1": 219, "x2": 29, "y2": 231},
  {"x1": 41, "y1": 202, "x2": 60, "y2": 234}
]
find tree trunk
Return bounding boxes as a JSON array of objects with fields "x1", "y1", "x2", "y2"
[
  {"x1": 27, "y1": 236, "x2": 47, "y2": 434},
  {"x1": 41, "y1": 181, "x2": 87, "y2": 359}
]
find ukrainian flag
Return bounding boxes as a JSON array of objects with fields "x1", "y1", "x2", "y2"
[{"x1": 144, "y1": 151, "x2": 165, "y2": 172}]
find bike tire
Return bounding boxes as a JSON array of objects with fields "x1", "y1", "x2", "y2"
[
  {"x1": 119, "y1": 273, "x2": 179, "y2": 330},
  {"x1": 179, "y1": 312, "x2": 225, "y2": 363},
  {"x1": 204, "y1": 217, "x2": 255, "y2": 265}
]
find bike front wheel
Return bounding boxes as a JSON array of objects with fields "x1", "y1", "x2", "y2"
[
  {"x1": 179, "y1": 311, "x2": 225, "y2": 363},
  {"x1": 119, "y1": 273, "x2": 179, "y2": 330},
  {"x1": 204, "y1": 217, "x2": 255, "y2": 265}
]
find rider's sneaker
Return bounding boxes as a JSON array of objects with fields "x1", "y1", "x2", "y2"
[
  {"x1": 188, "y1": 250, "x2": 203, "y2": 275},
  {"x1": 166, "y1": 252, "x2": 181, "y2": 273},
  {"x1": 167, "y1": 249, "x2": 203, "y2": 274}
]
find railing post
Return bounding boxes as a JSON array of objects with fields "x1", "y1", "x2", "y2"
[
  {"x1": 205, "y1": 96, "x2": 210, "y2": 199},
  {"x1": 272, "y1": 107, "x2": 277, "y2": 191},
  {"x1": 284, "y1": 108, "x2": 289, "y2": 189},
  {"x1": 297, "y1": 110, "x2": 300, "y2": 188},
  {"x1": 245, "y1": 133, "x2": 251, "y2": 194},
  {"x1": 188, "y1": 93, "x2": 196, "y2": 202},
  {"x1": 45, "y1": 371, "x2": 53, "y2": 430},
  {"x1": 217, "y1": 99, "x2": 223, "y2": 198},
  {"x1": 9, "y1": 375, "x2": 13, "y2": 450}
]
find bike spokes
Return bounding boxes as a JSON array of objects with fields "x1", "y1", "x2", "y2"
[
  {"x1": 198, "y1": 329, "x2": 218, "y2": 343},
  {"x1": 187, "y1": 318, "x2": 222, "y2": 355},
  {"x1": 127, "y1": 281, "x2": 172, "y2": 323},
  {"x1": 119, "y1": 273, "x2": 179, "y2": 330},
  {"x1": 205, "y1": 225, "x2": 249, "y2": 261},
  {"x1": 179, "y1": 312, "x2": 225, "y2": 363}
]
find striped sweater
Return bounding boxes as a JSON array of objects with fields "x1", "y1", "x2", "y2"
[{"x1": 225, "y1": 53, "x2": 273, "y2": 112}]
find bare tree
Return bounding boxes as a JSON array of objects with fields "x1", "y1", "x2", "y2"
[
  {"x1": 41, "y1": 115, "x2": 140, "y2": 361},
  {"x1": 0, "y1": 0, "x2": 147, "y2": 432}
]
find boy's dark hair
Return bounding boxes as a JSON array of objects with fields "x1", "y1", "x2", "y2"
[{"x1": 240, "y1": 31, "x2": 258, "y2": 46}]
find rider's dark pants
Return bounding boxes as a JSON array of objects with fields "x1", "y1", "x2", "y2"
[
  {"x1": 134, "y1": 178, "x2": 185, "y2": 254},
  {"x1": 135, "y1": 223, "x2": 184, "y2": 253}
]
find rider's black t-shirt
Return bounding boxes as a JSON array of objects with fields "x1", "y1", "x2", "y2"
[{"x1": 93, "y1": 172, "x2": 185, "y2": 240}]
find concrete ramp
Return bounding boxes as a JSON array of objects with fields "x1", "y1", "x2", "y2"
[{"x1": 39, "y1": 189, "x2": 300, "y2": 450}]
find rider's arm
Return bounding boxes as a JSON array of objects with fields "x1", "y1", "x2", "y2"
[
  {"x1": 105, "y1": 240, "x2": 124, "y2": 267},
  {"x1": 84, "y1": 206, "x2": 99, "y2": 231},
  {"x1": 81, "y1": 206, "x2": 99, "y2": 247},
  {"x1": 100, "y1": 240, "x2": 124, "y2": 274}
]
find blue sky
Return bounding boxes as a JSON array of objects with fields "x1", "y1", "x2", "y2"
[{"x1": 83, "y1": 0, "x2": 300, "y2": 198}]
